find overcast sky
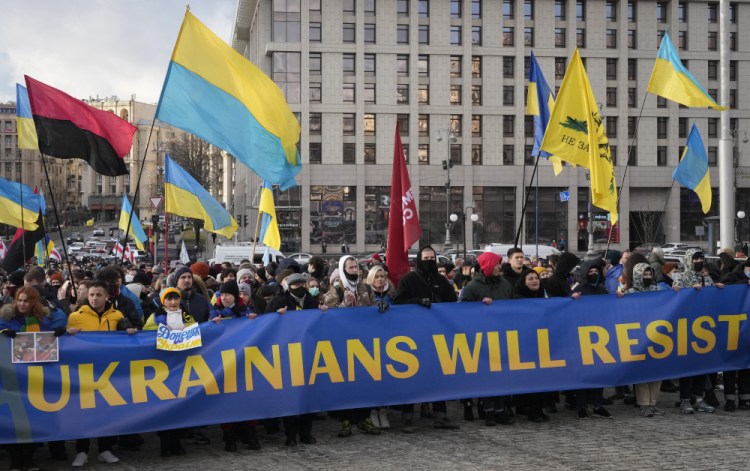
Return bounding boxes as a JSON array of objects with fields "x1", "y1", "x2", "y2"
[{"x1": 0, "y1": 0, "x2": 236, "y2": 104}]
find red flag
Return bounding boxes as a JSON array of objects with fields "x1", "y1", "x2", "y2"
[
  {"x1": 24, "y1": 75, "x2": 136, "y2": 176},
  {"x1": 386, "y1": 123, "x2": 421, "y2": 286}
]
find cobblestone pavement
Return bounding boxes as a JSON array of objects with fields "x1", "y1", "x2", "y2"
[{"x1": 12, "y1": 389, "x2": 750, "y2": 471}]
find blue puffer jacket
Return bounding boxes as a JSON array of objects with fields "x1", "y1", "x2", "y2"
[{"x1": 0, "y1": 304, "x2": 67, "y2": 333}]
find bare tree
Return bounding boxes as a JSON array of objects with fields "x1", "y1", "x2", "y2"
[
  {"x1": 166, "y1": 135, "x2": 223, "y2": 194},
  {"x1": 632, "y1": 211, "x2": 664, "y2": 247}
]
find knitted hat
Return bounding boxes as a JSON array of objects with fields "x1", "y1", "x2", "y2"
[
  {"x1": 220, "y1": 279, "x2": 240, "y2": 299},
  {"x1": 238, "y1": 282, "x2": 252, "y2": 295},
  {"x1": 49, "y1": 273, "x2": 64, "y2": 284},
  {"x1": 533, "y1": 266, "x2": 546, "y2": 275},
  {"x1": 277, "y1": 257, "x2": 301, "y2": 274},
  {"x1": 160, "y1": 287, "x2": 181, "y2": 304},
  {"x1": 477, "y1": 252, "x2": 502, "y2": 277},
  {"x1": 191, "y1": 262, "x2": 210, "y2": 279},
  {"x1": 286, "y1": 273, "x2": 307, "y2": 287},
  {"x1": 8, "y1": 270, "x2": 25, "y2": 286},
  {"x1": 329, "y1": 268, "x2": 341, "y2": 283},
  {"x1": 662, "y1": 262, "x2": 679, "y2": 275},
  {"x1": 278, "y1": 268, "x2": 294, "y2": 284},
  {"x1": 237, "y1": 268, "x2": 255, "y2": 282},
  {"x1": 172, "y1": 266, "x2": 192, "y2": 285}
]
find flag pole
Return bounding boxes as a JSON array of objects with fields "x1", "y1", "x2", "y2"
[
  {"x1": 121, "y1": 118, "x2": 158, "y2": 266},
  {"x1": 513, "y1": 157, "x2": 540, "y2": 247},
  {"x1": 18, "y1": 166, "x2": 25, "y2": 263},
  {"x1": 39, "y1": 152, "x2": 76, "y2": 298},
  {"x1": 649, "y1": 181, "x2": 676, "y2": 247}
]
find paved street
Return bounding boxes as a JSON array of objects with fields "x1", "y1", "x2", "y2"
[{"x1": 13, "y1": 388, "x2": 750, "y2": 471}]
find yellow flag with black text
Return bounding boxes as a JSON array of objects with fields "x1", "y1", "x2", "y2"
[{"x1": 541, "y1": 49, "x2": 617, "y2": 225}]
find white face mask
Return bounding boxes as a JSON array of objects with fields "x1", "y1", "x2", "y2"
[{"x1": 166, "y1": 311, "x2": 184, "y2": 331}]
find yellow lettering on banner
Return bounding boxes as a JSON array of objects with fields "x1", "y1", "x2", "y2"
[
  {"x1": 27, "y1": 365, "x2": 70, "y2": 412},
  {"x1": 677, "y1": 318, "x2": 688, "y2": 355},
  {"x1": 718, "y1": 314, "x2": 747, "y2": 351},
  {"x1": 79, "y1": 363, "x2": 127, "y2": 409},
  {"x1": 244, "y1": 346, "x2": 283, "y2": 390},
  {"x1": 178, "y1": 356, "x2": 219, "y2": 398},
  {"x1": 287, "y1": 342, "x2": 305, "y2": 387},
  {"x1": 130, "y1": 360, "x2": 175, "y2": 403},
  {"x1": 506, "y1": 331, "x2": 536, "y2": 370},
  {"x1": 646, "y1": 320, "x2": 673, "y2": 359},
  {"x1": 221, "y1": 350, "x2": 238, "y2": 393},
  {"x1": 537, "y1": 329, "x2": 566, "y2": 368},
  {"x1": 347, "y1": 338, "x2": 382, "y2": 381},
  {"x1": 691, "y1": 316, "x2": 716, "y2": 354},
  {"x1": 615, "y1": 323, "x2": 645, "y2": 362},
  {"x1": 432, "y1": 333, "x2": 483, "y2": 375},
  {"x1": 578, "y1": 326, "x2": 616, "y2": 365},
  {"x1": 487, "y1": 331, "x2": 502, "y2": 372},
  {"x1": 385, "y1": 336, "x2": 419, "y2": 379},
  {"x1": 309, "y1": 341, "x2": 344, "y2": 385}
]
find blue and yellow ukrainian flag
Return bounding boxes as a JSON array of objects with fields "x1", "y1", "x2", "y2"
[
  {"x1": 156, "y1": 11, "x2": 302, "y2": 190},
  {"x1": 673, "y1": 124, "x2": 712, "y2": 214},
  {"x1": 164, "y1": 155, "x2": 238, "y2": 239},
  {"x1": 16, "y1": 84, "x2": 38, "y2": 150},
  {"x1": 0, "y1": 177, "x2": 44, "y2": 231},
  {"x1": 258, "y1": 181, "x2": 281, "y2": 250},
  {"x1": 119, "y1": 194, "x2": 148, "y2": 251},
  {"x1": 34, "y1": 235, "x2": 55, "y2": 266},
  {"x1": 526, "y1": 52, "x2": 563, "y2": 175},
  {"x1": 648, "y1": 33, "x2": 727, "y2": 111}
]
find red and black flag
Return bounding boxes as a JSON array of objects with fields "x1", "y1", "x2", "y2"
[
  {"x1": 24, "y1": 75, "x2": 136, "y2": 176},
  {"x1": 0, "y1": 211, "x2": 45, "y2": 273}
]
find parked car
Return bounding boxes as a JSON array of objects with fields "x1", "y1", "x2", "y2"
[
  {"x1": 286, "y1": 252, "x2": 314, "y2": 265},
  {"x1": 660, "y1": 243, "x2": 689, "y2": 254},
  {"x1": 66, "y1": 232, "x2": 84, "y2": 245},
  {"x1": 92, "y1": 228, "x2": 105, "y2": 237}
]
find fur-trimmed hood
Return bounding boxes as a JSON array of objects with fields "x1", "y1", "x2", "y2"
[{"x1": 0, "y1": 302, "x2": 50, "y2": 321}]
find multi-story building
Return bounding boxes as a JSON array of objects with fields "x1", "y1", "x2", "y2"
[
  {"x1": 232, "y1": 0, "x2": 750, "y2": 255},
  {"x1": 0, "y1": 102, "x2": 66, "y2": 228}
]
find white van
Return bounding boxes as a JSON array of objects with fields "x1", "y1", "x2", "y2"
[
  {"x1": 483, "y1": 243, "x2": 561, "y2": 260},
  {"x1": 210, "y1": 244, "x2": 285, "y2": 267}
]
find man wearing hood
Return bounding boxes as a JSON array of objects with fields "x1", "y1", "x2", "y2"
[
  {"x1": 544, "y1": 252, "x2": 580, "y2": 298},
  {"x1": 462, "y1": 252, "x2": 515, "y2": 426},
  {"x1": 572, "y1": 259, "x2": 608, "y2": 296},
  {"x1": 393, "y1": 246, "x2": 459, "y2": 432},
  {"x1": 672, "y1": 249, "x2": 718, "y2": 289}
]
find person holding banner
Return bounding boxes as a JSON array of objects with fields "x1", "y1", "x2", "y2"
[
  {"x1": 169, "y1": 265, "x2": 215, "y2": 323},
  {"x1": 394, "y1": 246, "x2": 459, "y2": 432},
  {"x1": 67, "y1": 280, "x2": 136, "y2": 467},
  {"x1": 266, "y1": 273, "x2": 329, "y2": 446}
]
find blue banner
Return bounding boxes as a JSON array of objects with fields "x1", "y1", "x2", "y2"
[{"x1": 1, "y1": 285, "x2": 749, "y2": 443}]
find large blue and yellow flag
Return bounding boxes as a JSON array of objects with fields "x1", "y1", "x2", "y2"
[
  {"x1": 156, "y1": 11, "x2": 302, "y2": 190},
  {"x1": 258, "y1": 181, "x2": 281, "y2": 250},
  {"x1": 541, "y1": 49, "x2": 617, "y2": 225},
  {"x1": 0, "y1": 177, "x2": 45, "y2": 231},
  {"x1": 15, "y1": 84, "x2": 38, "y2": 150},
  {"x1": 648, "y1": 32, "x2": 727, "y2": 111},
  {"x1": 119, "y1": 194, "x2": 148, "y2": 251},
  {"x1": 526, "y1": 52, "x2": 563, "y2": 175},
  {"x1": 165, "y1": 155, "x2": 238, "y2": 239},
  {"x1": 673, "y1": 124, "x2": 711, "y2": 213}
]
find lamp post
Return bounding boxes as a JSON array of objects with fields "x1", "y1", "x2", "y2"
[
  {"x1": 737, "y1": 210, "x2": 745, "y2": 247},
  {"x1": 438, "y1": 129, "x2": 457, "y2": 251},
  {"x1": 450, "y1": 206, "x2": 479, "y2": 260}
]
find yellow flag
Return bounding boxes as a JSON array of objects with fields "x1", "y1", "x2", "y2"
[
  {"x1": 541, "y1": 49, "x2": 617, "y2": 225},
  {"x1": 85, "y1": 218, "x2": 94, "y2": 227}
]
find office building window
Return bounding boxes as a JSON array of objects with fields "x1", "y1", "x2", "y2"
[
  {"x1": 343, "y1": 83, "x2": 355, "y2": 103},
  {"x1": 419, "y1": 25, "x2": 429, "y2": 44},
  {"x1": 364, "y1": 83, "x2": 375, "y2": 104},
  {"x1": 450, "y1": 144, "x2": 462, "y2": 165},
  {"x1": 503, "y1": 86, "x2": 514, "y2": 106},
  {"x1": 364, "y1": 0, "x2": 375, "y2": 15},
  {"x1": 343, "y1": 0, "x2": 355, "y2": 14},
  {"x1": 503, "y1": 57, "x2": 514, "y2": 78},
  {"x1": 524, "y1": 115, "x2": 534, "y2": 137},
  {"x1": 364, "y1": 114, "x2": 376, "y2": 136},
  {"x1": 503, "y1": 115, "x2": 514, "y2": 137},
  {"x1": 628, "y1": 30, "x2": 636, "y2": 49},
  {"x1": 627, "y1": 1, "x2": 636, "y2": 21},
  {"x1": 628, "y1": 117, "x2": 637, "y2": 138},
  {"x1": 555, "y1": 28, "x2": 566, "y2": 48},
  {"x1": 708, "y1": 32, "x2": 717, "y2": 51},
  {"x1": 679, "y1": 2, "x2": 687, "y2": 22},
  {"x1": 472, "y1": 86, "x2": 481, "y2": 105},
  {"x1": 272, "y1": 52, "x2": 301, "y2": 104},
  {"x1": 418, "y1": 144, "x2": 429, "y2": 164},
  {"x1": 628, "y1": 147, "x2": 637, "y2": 166},
  {"x1": 606, "y1": 87, "x2": 617, "y2": 107},
  {"x1": 364, "y1": 143, "x2": 376, "y2": 164},
  {"x1": 555, "y1": 0, "x2": 566, "y2": 20},
  {"x1": 657, "y1": 146, "x2": 667, "y2": 167},
  {"x1": 418, "y1": 55, "x2": 429, "y2": 76},
  {"x1": 730, "y1": 2, "x2": 737, "y2": 23},
  {"x1": 397, "y1": 114, "x2": 410, "y2": 135},
  {"x1": 418, "y1": 0, "x2": 429, "y2": 18},
  {"x1": 310, "y1": 0, "x2": 321, "y2": 13},
  {"x1": 525, "y1": 0, "x2": 534, "y2": 19},
  {"x1": 309, "y1": 143, "x2": 322, "y2": 164},
  {"x1": 555, "y1": 57, "x2": 566, "y2": 80},
  {"x1": 679, "y1": 118, "x2": 688, "y2": 138},
  {"x1": 309, "y1": 52, "x2": 321, "y2": 74},
  {"x1": 730, "y1": 32, "x2": 737, "y2": 51},
  {"x1": 503, "y1": 0, "x2": 514, "y2": 19},
  {"x1": 343, "y1": 113, "x2": 355, "y2": 135},
  {"x1": 576, "y1": 28, "x2": 585, "y2": 48},
  {"x1": 451, "y1": 0, "x2": 462, "y2": 18},
  {"x1": 657, "y1": 96, "x2": 667, "y2": 108},
  {"x1": 418, "y1": 85, "x2": 429, "y2": 104},
  {"x1": 503, "y1": 27, "x2": 514, "y2": 46},
  {"x1": 606, "y1": 117, "x2": 617, "y2": 138},
  {"x1": 707, "y1": 2, "x2": 718, "y2": 23},
  {"x1": 657, "y1": 117, "x2": 668, "y2": 139},
  {"x1": 310, "y1": 22, "x2": 321, "y2": 42},
  {"x1": 628, "y1": 59, "x2": 636, "y2": 80},
  {"x1": 397, "y1": 25, "x2": 409, "y2": 44},
  {"x1": 418, "y1": 114, "x2": 429, "y2": 136},
  {"x1": 397, "y1": 84, "x2": 409, "y2": 104},
  {"x1": 606, "y1": 29, "x2": 617, "y2": 48},
  {"x1": 451, "y1": 85, "x2": 462, "y2": 105},
  {"x1": 503, "y1": 145, "x2": 514, "y2": 165},
  {"x1": 708, "y1": 146, "x2": 717, "y2": 166},
  {"x1": 397, "y1": 0, "x2": 408, "y2": 16},
  {"x1": 730, "y1": 60, "x2": 738, "y2": 81},
  {"x1": 309, "y1": 113, "x2": 322, "y2": 135},
  {"x1": 576, "y1": 0, "x2": 585, "y2": 21},
  {"x1": 364, "y1": 24, "x2": 376, "y2": 43},
  {"x1": 657, "y1": 30, "x2": 666, "y2": 48},
  {"x1": 472, "y1": 0, "x2": 481, "y2": 19},
  {"x1": 678, "y1": 31, "x2": 687, "y2": 50},
  {"x1": 730, "y1": 89, "x2": 737, "y2": 109},
  {"x1": 606, "y1": 58, "x2": 617, "y2": 80},
  {"x1": 628, "y1": 88, "x2": 636, "y2": 107},
  {"x1": 343, "y1": 53, "x2": 356, "y2": 75},
  {"x1": 472, "y1": 145, "x2": 482, "y2": 165},
  {"x1": 364, "y1": 54, "x2": 376, "y2": 75},
  {"x1": 450, "y1": 56, "x2": 462, "y2": 78},
  {"x1": 397, "y1": 54, "x2": 409, "y2": 76},
  {"x1": 656, "y1": 2, "x2": 667, "y2": 23},
  {"x1": 451, "y1": 26, "x2": 462, "y2": 46},
  {"x1": 472, "y1": 56, "x2": 481, "y2": 78},
  {"x1": 343, "y1": 23, "x2": 355, "y2": 43},
  {"x1": 273, "y1": 0, "x2": 301, "y2": 42},
  {"x1": 343, "y1": 143, "x2": 356, "y2": 164},
  {"x1": 524, "y1": 27, "x2": 534, "y2": 47},
  {"x1": 472, "y1": 115, "x2": 481, "y2": 137},
  {"x1": 708, "y1": 60, "x2": 718, "y2": 81},
  {"x1": 708, "y1": 88, "x2": 718, "y2": 102},
  {"x1": 606, "y1": 0, "x2": 617, "y2": 21},
  {"x1": 708, "y1": 118, "x2": 718, "y2": 139},
  {"x1": 472, "y1": 26, "x2": 482, "y2": 45},
  {"x1": 310, "y1": 82, "x2": 321, "y2": 103},
  {"x1": 450, "y1": 115, "x2": 462, "y2": 136}
]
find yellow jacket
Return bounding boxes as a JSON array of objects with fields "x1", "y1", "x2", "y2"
[{"x1": 67, "y1": 303, "x2": 126, "y2": 332}]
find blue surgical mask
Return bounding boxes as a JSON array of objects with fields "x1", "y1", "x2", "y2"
[{"x1": 308, "y1": 287, "x2": 320, "y2": 297}]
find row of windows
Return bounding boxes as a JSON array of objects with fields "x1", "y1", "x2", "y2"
[{"x1": 300, "y1": 0, "x2": 739, "y2": 25}]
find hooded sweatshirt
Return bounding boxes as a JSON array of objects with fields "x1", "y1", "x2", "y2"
[
  {"x1": 572, "y1": 259, "x2": 609, "y2": 296},
  {"x1": 623, "y1": 263, "x2": 660, "y2": 294},
  {"x1": 672, "y1": 249, "x2": 714, "y2": 289},
  {"x1": 394, "y1": 246, "x2": 457, "y2": 305},
  {"x1": 461, "y1": 253, "x2": 513, "y2": 302},
  {"x1": 545, "y1": 252, "x2": 580, "y2": 298}
]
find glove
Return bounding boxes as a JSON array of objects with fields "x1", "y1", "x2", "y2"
[
  {"x1": 1, "y1": 329, "x2": 17, "y2": 338},
  {"x1": 419, "y1": 298, "x2": 432, "y2": 309},
  {"x1": 377, "y1": 300, "x2": 389, "y2": 314},
  {"x1": 53, "y1": 327, "x2": 67, "y2": 337}
]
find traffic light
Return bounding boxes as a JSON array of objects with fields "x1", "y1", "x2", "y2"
[{"x1": 151, "y1": 215, "x2": 160, "y2": 233}]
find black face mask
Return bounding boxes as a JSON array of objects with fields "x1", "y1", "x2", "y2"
[
  {"x1": 418, "y1": 259, "x2": 438, "y2": 275},
  {"x1": 693, "y1": 262, "x2": 704, "y2": 272},
  {"x1": 587, "y1": 273, "x2": 600, "y2": 285},
  {"x1": 289, "y1": 286, "x2": 307, "y2": 298},
  {"x1": 344, "y1": 272, "x2": 359, "y2": 282},
  {"x1": 643, "y1": 277, "x2": 653, "y2": 287}
]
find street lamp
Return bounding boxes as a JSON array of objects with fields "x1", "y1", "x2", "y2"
[
  {"x1": 737, "y1": 210, "x2": 745, "y2": 246},
  {"x1": 438, "y1": 129, "x2": 458, "y2": 251},
  {"x1": 450, "y1": 206, "x2": 479, "y2": 259}
]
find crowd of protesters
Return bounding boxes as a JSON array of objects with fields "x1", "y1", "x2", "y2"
[{"x1": 1, "y1": 244, "x2": 748, "y2": 469}]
